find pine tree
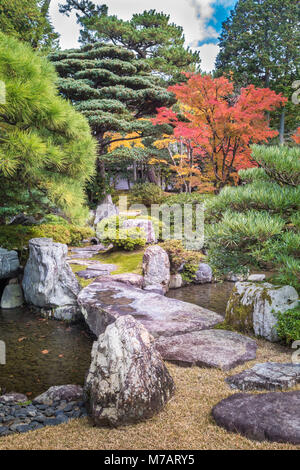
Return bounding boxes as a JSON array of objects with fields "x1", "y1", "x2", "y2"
[
  {"x1": 59, "y1": 1, "x2": 200, "y2": 82},
  {"x1": 49, "y1": 42, "x2": 175, "y2": 203},
  {"x1": 215, "y1": 0, "x2": 300, "y2": 143},
  {"x1": 0, "y1": 0, "x2": 59, "y2": 50},
  {"x1": 0, "y1": 33, "x2": 97, "y2": 223}
]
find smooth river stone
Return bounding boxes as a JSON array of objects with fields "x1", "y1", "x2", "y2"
[
  {"x1": 226, "y1": 362, "x2": 300, "y2": 391},
  {"x1": 76, "y1": 264, "x2": 117, "y2": 279},
  {"x1": 77, "y1": 280, "x2": 223, "y2": 339},
  {"x1": 212, "y1": 391, "x2": 300, "y2": 444},
  {"x1": 155, "y1": 329, "x2": 257, "y2": 370}
]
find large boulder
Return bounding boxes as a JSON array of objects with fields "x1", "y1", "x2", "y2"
[
  {"x1": 194, "y1": 263, "x2": 213, "y2": 284},
  {"x1": 84, "y1": 315, "x2": 175, "y2": 426},
  {"x1": 0, "y1": 282, "x2": 24, "y2": 309},
  {"x1": 226, "y1": 362, "x2": 300, "y2": 391},
  {"x1": 94, "y1": 194, "x2": 119, "y2": 226},
  {"x1": 212, "y1": 391, "x2": 300, "y2": 444},
  {"x1": 122, "y1": 219, "x2": 156, "y2": 244},
  {"x1": 77, "y1": 280, "x2": 223, "y2": 340},
  {"x1": 22, "y1": 238, "x2": 81, "y2": 321},
  {"x1": 142, "y1": 245, "x2": 170, "y2": 293},
  {"x1": 0, "y1": 248, "x2": 20, "y2": 280},
  {"x1": 225, "y1": 282, "x2": 299, "y2": 342},
  {"x1": 156, "y1": 329, "x2": 257, "y2": 370}
]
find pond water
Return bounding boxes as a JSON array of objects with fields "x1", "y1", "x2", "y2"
[
  {"x1": 0, "y1": 281, "x2": 234, "y2": 397},
  {"x1": 167, "y1": 282, "x2": 234, "y2": 316},
  {"x1": 0, "y1": 308, "x2": 94, "y2": 397}
]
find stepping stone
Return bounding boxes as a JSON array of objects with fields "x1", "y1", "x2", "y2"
[
  {"x1": 77, "y1": 280, "x2": 223, "y2": 339},
  {"x1": 226, "y1": 362, "x2": 300, "y2": 391},
  {"x1": 95, "y1": 273, "x2": 144, "y2": 289},
  {"x1": 212, "y1": 391, "x2": 300, "y2": 444},
  {"x1": 76, "y1": 264, "x2": 117, "y2": 279},
  {"x1": 71, "y1": 245, "x2": 107, "y2": 253},
  {"x1": 155, "y1": 329, "x2": 257, "y2": 370}
]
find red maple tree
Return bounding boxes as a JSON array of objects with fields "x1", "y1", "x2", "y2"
[
  {"x1": 152, "y1": 74, "x2": 287, "y2": 189},
  {"x1": 292, "y1": 127, "x2": 300, "y2": 144}
]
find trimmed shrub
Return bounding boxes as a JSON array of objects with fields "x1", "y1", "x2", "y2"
[
  {"x1": 276, "y1": 305, "x2": 300, "y2": 344},
  {"x1": 131, "y1": 183, "x2": 164, "y2": 206},
  {"x1": 102, "y1": 227, "x2": 146, "y2": 251}
]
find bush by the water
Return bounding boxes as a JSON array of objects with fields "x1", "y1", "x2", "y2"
[
  {"x1": 276, "y1": 304, "x2": 300, "y2": 344},
  {"x1": 206, "y1": 145, "x2": 300, "y2": 291},
  {"x1": 160, "y1": 239, "x2": 203, "y2": 282},
  {"x1": 0, "y1": 224, "x2": 94, "y2": 261}
]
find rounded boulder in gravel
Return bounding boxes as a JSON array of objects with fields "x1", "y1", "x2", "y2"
[{"x1": 212, "y1": 391, "x2": 300, "y2": 445}]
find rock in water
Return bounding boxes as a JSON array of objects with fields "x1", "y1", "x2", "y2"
[
  {"x1": 0, "y1": 248, "x2": 20, "y2": 280},
  {"x1": 155, "y1": 329, "x2": 257, "y2": 370},
  {"x1": 77, "y1": 280, "x2": 223, "y2": 339},
  {"x1": 84, "y1": 315, "x2": 175, "y2": 426},
  {"x1": 225, "y1": 282, "x2": 299, "y2": 341},
  {"x1": 122, "y1": 219, "x2": 157, "y2": 244},
  {"x1": 22, "y1": 238, "x2": 81, "y2": 321},
  {"x1": 169, "y1": 274, "x2": 183, "y2": 289},
  {"x1": 94, "y1": 194, "x2": 119, "y2": 226},
  {"x1": 194, "y1": 263, "x2": 212, "y2": 284},
  {"x1": 226, "y1": 362, "x2": 300, "y2": 391},
  {"x1": 143, "y1": 245, "x2": 170, "y2": 293},
  {"x1": 212, "y1": 391, "x2": 300, "y2": 444},
  {"x1": 1, "y1": 283, "x2": 24, "y2": 309}
]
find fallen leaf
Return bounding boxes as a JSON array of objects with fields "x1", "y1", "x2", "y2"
[
  {"x1": 41, "y1": 349, "x2": 49, "y2": 355},
  {"x1": 18, "y1": 337, "x2": 26, "y2": 342}
]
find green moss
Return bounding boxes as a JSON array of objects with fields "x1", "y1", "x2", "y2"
[
  {"x1": 92, "y1": 249, "x2": 144, "y2": 275},
  {"x1": 69, "y1": 263, "x2": 93, "y2": 288},
  {"x1": 225, "y1": 287, "x2": 254, "y2": 332}
]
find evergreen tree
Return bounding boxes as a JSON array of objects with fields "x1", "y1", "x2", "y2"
[
  {"x1": 0, "y1": 0, "x2": 59, "y2": 50},
  {"x1": 0, "y1": 33, "x2": 97, "y2": 223},
  {"x1": 215, "y1": 0, "x2": 300, "y2": 143},
  {"x1": 49, "y1": 42, "x2": 175, "y2": 203},
  {"x1": 59, "y1": 1, "x2": 200, "y2": 82}
]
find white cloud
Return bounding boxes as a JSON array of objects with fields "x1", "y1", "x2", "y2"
[
  {"x1": 195, "y1": 43, "x2": 220, "y2": 73},
  {"x1": 49, "y1": 0, "x2": 226, "y2": 71}
]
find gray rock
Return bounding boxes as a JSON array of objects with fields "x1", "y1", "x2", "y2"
[
  {"x1": 247, "y1": 274, "x2": 266, "y2": 282},
  {"x1": 194, "y1": 263, "x2": 213, "y2": 284},
  {"x1": 76, "y1": 264, "x2": 117, "y2": 279},
  {"x1": 94, "y1": 194, "x2": 119, "y2": 226},
  {"x1": 122, "y1": 219, "x2": 156, "y2": 244},
  {"x1": 226, "y1": 282, "x2": 299, "y2": 342},
  {"x1": 9, "y1": 213, "x2": 37, "y2": 226},
  {"x1": 143, "y1": 245, "x2": 170, "y2": 294},
  {"x1": 156, "y1": 329, "x2": 257, "y2": 370},
  {"x1": 84, "y1": 315, "x2": 175, "y2": 426},
  {"x1": 143, "y1": 284, "x2": 165, "y2": 295},
  {"x1": 226, "y1": 362, "x2": 300, "y2": 391},
  {"x1": 0, "y1": 393, "x2": 28, "y2": 404},
  {"x1": 33, "y1": 385, "x2": 83, "y2": 405},
  {"x1": 212, "y1": 391, "x2": 300, "y2": 444},
  {"x1": 0, "y1": 248, "x2": 20, "y2": 280},
  {"x1": 1, "y1": 284, "x2": 24, "y2": 309},
  {"x1": 96, "y1": 273, "x2": 144, "y2": 289},
  {"x1": 225, "y1": 271, "x2": 249, "y2": 282},
  {"x1": 169, "y1": 274, "x2": 183, "y2": 289},
  {"x1": 22, "y1": 238, "x2": 81, "y2": 321},
  {"x1": 78, "y1": 280, "x2": 223, "y2": 339}
]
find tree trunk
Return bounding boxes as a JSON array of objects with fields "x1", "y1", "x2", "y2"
[
  {"x1": 279, "y1": 109, "x2": 285, "y2": 145},
  {"x1": 147, "y1": 166, "x2": 160, "y2": 185},
  {"x1": 133, "y1": 161, "x2": 137, "y2": 182},
  {"x1": 97, "y1": 159, "x2": 106, "y2": 178}
]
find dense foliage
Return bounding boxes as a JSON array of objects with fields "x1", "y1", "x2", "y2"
[
  {"x1": 153, "y1": 74, "x2": 286, "y2": 190},
  {"x1": 0, "y1": 33, "x2": 97, "y2": 224},
  {"x1": 216, "y1": 0, "x2": 300, "y2": 142},
  {"x1": 59, "y1": 2, "x2": 200, "y2": 82},
  {"x1": 276, "y1": 305, "x2": 300, "y2": 344},
  {"x1": 0, "y1": 0, "x2": 59, "y2": 50},
  {"x1": 49, "y1": 42, "x2": 175, "y2": 204},
  {"x1": 206, "y1": 145, "x2": 300, "y2": 290}
]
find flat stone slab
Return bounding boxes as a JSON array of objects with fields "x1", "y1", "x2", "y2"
[
  {"x1": 155, "y1": 329, "x2": 257, "y2": 370},
  {"x1": 76, "y1": 264, "x2": 117, "y2": 279},
  {"x1": 212, "y1": 391, "x2": 300, "y2": 444},
  {"x1": 71, "y1": 245, "x2": 107, "y2": 253},
  {"x1": 77, "y1": 281, "x2": 223, "y2": 339},
  {"x1": 95, "y1": 273, "x2": 144, "y2": 289},
  {"x1": 226, "y1": 362, "x2": 300, "y2": 391}
]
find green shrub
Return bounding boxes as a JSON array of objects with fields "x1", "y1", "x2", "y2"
[
  {"x1": 102, "y1": 227, "x2": 146, "y2": 251},
  {"x1": 131, "y1": 183, "x2": 164, "y2": 206},
  {"x1": 276, "y1": 304, "x2": 300, "y2": 344},
  {"x1": 0, "y1": 224, "x2": 95, "y2": 261},
  {"x1": 160, "y1": 239, "x2": 203, "y2": 276},
  {"x1": 162, "y1": 192, "x2": 213, "y2": 207},
  {"x1": 97, "y1": 214, "x2": 164, "y2": 241},
  {"x1": 42, "y1": 215, "x2": 70, "y2": 226}
]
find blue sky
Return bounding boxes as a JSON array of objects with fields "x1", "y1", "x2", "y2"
[{"x1": 49, "y1": 0, "x2": 238, "y2": 72}]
